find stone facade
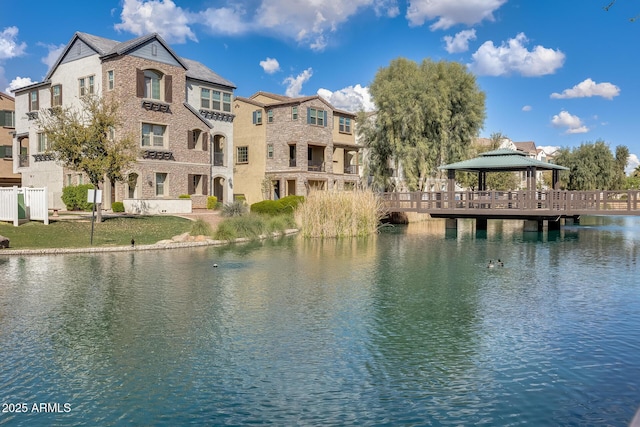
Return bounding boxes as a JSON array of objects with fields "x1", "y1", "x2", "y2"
[
  {"x1": 233, "y1": 92, "x2": 360, "y2": 205},
  {"x1": 0, "y1": 92, "x2": 20, "y2": 187},
  {"x1": 12, "y1": 32, "x2": 235, "y2": 211}
]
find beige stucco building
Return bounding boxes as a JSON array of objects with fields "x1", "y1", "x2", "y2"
[
  {"x1": 232, "y1": 92, "x2": 360, "y2": 205},
  {"x1": 0, "y1": 92, "x2": 20, "y2": 187},
  {"x1": 12, "y1": 32, "x2": 235, "y2": 210}
]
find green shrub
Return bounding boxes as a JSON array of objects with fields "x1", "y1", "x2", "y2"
[
  {"x1": 206, "y1": 196, "x2": 218, "y2": 210},
  {"x1": 213, "y1": 221, "x2": 237, "y2": 241},
  {"x1": 179, "y1": 194, "x2": 191, "y2": 199},
  {"x1": 111, "y1": 201, "x2": 125, "y2": 213},
  {"x1": 221, "y1": 200, "x2": 248, "y2": 217},
  {"x1": 250, "y1": 195, "x2": 305, "y2": 216},
  {"x1": 190, "y1": 218, "x2": 212, "y2": 236},
  {"x1": 61, "y1": 184, "x2": 95, "y2": 211}
]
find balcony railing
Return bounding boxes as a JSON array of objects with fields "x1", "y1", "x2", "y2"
[
  {"x1": 19, "y1": 154, "x2": 29, "y2": 168},
  {"x1": 213, "y1": 152, "x2": 224, "y2": 166},
  {"x1": 308, "y1": 161, "x2": 325, "y2": 172},
  {"x1": 344, "y1": 165, "x2": 359, "y2": 174}
]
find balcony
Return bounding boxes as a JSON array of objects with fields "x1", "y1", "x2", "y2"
[
  {"x1": 344, "y1": 165, "x2": 359, "y2": 174},
  {"x1": 19, "y1": 154, "x2": 29, "y2": 168},
  {"x1": 308, "y1": 161, "x2": 325, "y2": 172},
  {"x1": 213, "y1": 152, "x2": 224, "y2": 166}
]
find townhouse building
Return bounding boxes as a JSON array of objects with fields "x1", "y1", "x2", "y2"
[
  {"x1": 232, "y1": 92, "x2": 360, "y2": 204},
  {"x1": 0, "y1": 92, "x2": 20, "y2": 187},
  {"x1": 12, "y1": 32, "x2": 235, "y2": 210}
]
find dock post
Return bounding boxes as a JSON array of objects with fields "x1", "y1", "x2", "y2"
[
  {"x1": 476, "y1": 218, "x2": 487, "y2": 231},
  {"x1": 445, "y1": 218, "x2": 457, "y2": 230}
]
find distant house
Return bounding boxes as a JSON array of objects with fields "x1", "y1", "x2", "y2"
[
  {"x1": 12, "y1": 32, "x2": 235, "y2": 210},
  {"x1": 232, "y1": 92, "x2": 360, "y2": 204},
  {"x1": 0, "y1": 92, "x2": 20, "y2": 187}
]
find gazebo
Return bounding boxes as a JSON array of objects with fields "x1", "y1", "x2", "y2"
[{"x1": 438, "y1": 148, "x2": 569, "y2": 192}]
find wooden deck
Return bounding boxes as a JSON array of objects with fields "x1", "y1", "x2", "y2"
[{"x1": 382, "y1": 190, "x2": 640, "y2": 219}]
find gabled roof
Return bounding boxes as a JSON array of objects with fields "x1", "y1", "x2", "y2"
[
  {"x1": 439, "y1": 149, "x2": 568, "y2": 172},
  {"x1": 240, "y1": 92, "x2": 356, "y2": 117},
  {"x1": 514, "y1": 141, "x2": 537, "y2": 155}
]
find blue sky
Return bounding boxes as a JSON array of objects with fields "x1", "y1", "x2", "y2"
[{"x1": 1, "y1": 0, "x2": 639, "y2": 172}]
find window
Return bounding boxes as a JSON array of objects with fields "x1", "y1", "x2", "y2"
[
  {"x1": 188, "y1": 129, "x2": 208, "y2": 150},
  {"x1": 107, "y1": 70, "x2": 114, "y2": 90},
  {"x1": 236, "y1": 146, "x2": 248, "y2": 164},
  {"x1": 267, "y1": 109, "x2": 274, "y2": 123},
  {"x1": 79, "y1": 75, "x2": 95, "y2": 96},
  {"x1": 30, "y1": 90, "x2": 39, "y2": 111},
  {"x1": 136, "y1": 69, "x2": 172, "y2": 102},
  {"x1": 66, "y1": 174, "x2": 72, "y2": 186},
  {"x1": 292, "y1": 106, "x2": 298, "y2": 120},
  {"x1": 144, "y1": 70, "x2": 161, "y2": 100},
  {"x1": 78, "y1": 174, "x2": 83, "y2": 185},
  {"x1": 37, "y1": 133, "x2": 48, "y2": 152},
  {"x1": 142, "y1": 123, "x2": 166, "y2": 148},
  {"x1": 201, "y1": 88, "x2": 210, "y2": 109},
  {"x1": 51, "y1": 85, "x2": 62, "y2": 107},
  {"x1": 308, "y1": 107, "x2": 326, "y2": 126},
  {"x1": 252, "y1": 110, "x2": 262, "y2": 125},
  {"x1": 339, "y1": 117, "x2": 352, "y2": 133},
  {"x1": 201, "y1": 89, "x2": 232, "y2": 112},
  {"x1": 155, "y1": 173, "x2": 167, "y2": 196},
  {"x1": 0, "y1": 110, "x2": 14, "y2": 127},
  {"x1": 267, "y1": 144, "x2": 274, "y2": 159},
  {"x1": 0, "y1": 145, "x2": 12, "y2": 158}
]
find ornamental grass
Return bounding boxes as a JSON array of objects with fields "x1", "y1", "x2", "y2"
[{"x1": 295, "y1": 190, "x2": 386, "y2": 238}]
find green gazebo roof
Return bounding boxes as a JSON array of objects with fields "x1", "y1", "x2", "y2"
[{"x1": 439, "y1": 149, "x2": 568, "y2": 172}]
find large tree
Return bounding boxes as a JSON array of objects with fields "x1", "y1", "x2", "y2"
[
  {"x1": 554, "y1": 139, "x2": 619, "y2": 190},
  {"x1": 359, "y1": 57, "x2": 486, "y2": 191},
  {"x1": 37, "y1": 94, "x2": 138, "y2": 220}
]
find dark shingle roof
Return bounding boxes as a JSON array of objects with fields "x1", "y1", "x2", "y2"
[{"x1": 182, "y1": 58, "x2": 236, "y2": 89}]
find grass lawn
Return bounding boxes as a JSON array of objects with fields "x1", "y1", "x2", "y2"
[{"x1": 0, "y1": 215, "x2": 193, "y2": 249}]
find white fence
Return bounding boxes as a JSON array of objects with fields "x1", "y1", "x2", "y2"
[{"x1": 0, "y1": 187, "x2": 49, "y2": 226}]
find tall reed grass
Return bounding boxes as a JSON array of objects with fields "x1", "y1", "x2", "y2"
[{"x1": 294, "y1": 190, "x2": 386, "y2": 238}]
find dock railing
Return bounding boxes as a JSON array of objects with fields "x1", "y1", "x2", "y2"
[{"x1": 382, "y1": 190, "x2": 640, "y2": 216}]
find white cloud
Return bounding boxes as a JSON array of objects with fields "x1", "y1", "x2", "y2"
[
  {"x1": 626, "y1": 153, "x2": 639, "y2": 175},
  {"x1": 373, "y1": 0, "x2": 400, "y2": 17},
  {"x1": 114, "y1": 0, "x2": 197, "y2": 44},
  {"x1": 550, "y1": 78, "x2": 620, "y2": 100},
  {"x1": 39, "y1": 43, "x2": 65, "y2": 70},
  {"x1": 199, "y1": 5, "x2": 250, "y2": 36},
  {"x1": 407, "y1": 0, "x2": 507, "y2": 29},
  {"x1": 260, "y1": 57, "x2": 280, "y2": 74},
  {"x1": 469, "y1": 33, "x2": 565, "y2": 77},
  {"x1": 443, "y1": 29, "x2": 476, "y2": 53},
  {"x1": 551, "y1": 110, "x2": 589, "y2": 134},
  {"x1": 317, "y1": 84, "x2": 375, "y2": 112},
  {"x1": 284, "y1": 68, "x2": 313, "y2": 97},
  {"x1": 6, "y1": 76, "x2": 35, "y2": 94},
  {"x1": 522, "y1": 105, "x2": 532, "y2": 112},
  {"x1": 0, "y1": 27, "x2": 27, "y2": 60}
]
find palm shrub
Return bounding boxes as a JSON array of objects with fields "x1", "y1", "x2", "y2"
[
  {"x1": 190, "y1": 218, "x2": 212, "y2": 236},
  {"x1": 221, "y1": 200, "x2": 248, "y2": 217}
]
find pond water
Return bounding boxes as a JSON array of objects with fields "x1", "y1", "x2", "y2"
[{"x1": 1, "y1": 217, "x2": 639, "y2": 426}]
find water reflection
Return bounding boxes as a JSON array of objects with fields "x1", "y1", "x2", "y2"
[{"x1": 1, "y1": 217, "x2": 639, "y2": 426}]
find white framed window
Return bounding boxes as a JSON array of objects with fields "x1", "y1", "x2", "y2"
[
  {"x1": 30, "y1": 90, "x2": 39, "y2": 111},
  {"x1": 155, "y1": 172, "x2": 167, "y2": 196},
  {"x1": 201, "y1": 89, "x2": 232, "y2": 112},
  {"x1": 200, "y1": 88, "x2": 210, "y2": 109},
  {"x1": 252, "y1": 110, "x2": 262, "y2": 125},
  {"x1": 291, "y1": 106, "x2": 298, "y2": 120},
  {"x1": 267, "y1": 144, "x2": 274, "y2": 159},
  {"x1": 79, "y1": 75, "x2": 95, "y2": 96},
  {"x1": 236, "y1": 146, "x2": 248, "y2": 164},
  {"x1": 339, "y1": 117, "x2": 352, "y2": 134},
  {"x1": 37, "y1": 133, "x2": 48, "y2": 152},
  {"x1": 308, "y1": 108, "x2": 325, "y2": 126},
  {"x1": 267, "y1": 109, "x2": 274, "y2": 123},
  {"x1": 142, "y1": 123, "x2": 166, "y2": 148},
  {"x1": 107, "y1": 70, "x2": 114, "y2": 90}
]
